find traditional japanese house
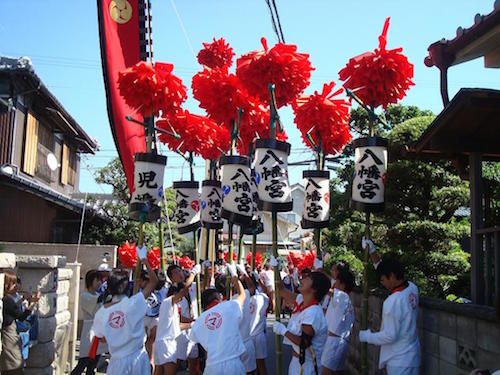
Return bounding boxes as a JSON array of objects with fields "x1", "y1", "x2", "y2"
[{"x1": 0, "y1": 56, "x2": 107, "y2": 243}]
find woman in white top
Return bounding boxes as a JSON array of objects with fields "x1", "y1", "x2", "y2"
[
  {"x1": 71, "y1": 270, "x2": 103, "y2": 375},
  {"x1": 91, "y1": 246, "x2": 159, "y2": 375},
  {"x1": 274, "y1": 271, "x2": 330, "y2": 375}
]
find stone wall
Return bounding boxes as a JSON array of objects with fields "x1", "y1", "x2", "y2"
[
  {"x1": 16, "y1": 255, "x2": 73, "y2": 375},
  {"x1": 0, "y1": 252, "x2": 17, "y2": 354},
  {"x1": 0, "y1": 242, "x2": 116, "y2": 292},
  {"x1": 346, "y1": 289, "x2": 500, "y2": 375}
]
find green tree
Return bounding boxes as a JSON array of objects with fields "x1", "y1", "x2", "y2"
[
  {"x1": 82, "y1": 157, "x2": 190, "y2": 253},
  {"x1": 325, "y1": 106, "x2": 471, "y2": 299}
]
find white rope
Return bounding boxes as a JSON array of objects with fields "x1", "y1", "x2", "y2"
[
  {"x1": 75, "y1": 191, "x2": 88, "y2": 263},
  {"x1": 164, "y1": 194, "x2": 177, "y2": 264},
  {"x1": 169, "y1": 0, "x2": 197, "y2": 59}
]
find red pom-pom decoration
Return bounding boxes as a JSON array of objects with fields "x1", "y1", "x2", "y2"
[
  {"x1": 287, "y1": 250, "x2": 316, "y2": 272},
  {"x1": 192, "y1": 67, "x2": 248, "y2": 126},
  {"x1": 147, "y1": 247, "x2": 161, "y2": 270},
  {"x1": 118, "y1": 241, "x2": 137, "y2": 268},
  {"x1": 197, "y1": 37, "x2": 235, "y2": 69},
  {"x1": 223, "y1": 251, "x2": 237, "y2": 262},
  {"x1": 338, "y1": 18, "x2": 414, "y2": 109},
  {"x1": 236, "y1": 37, "x2": 314, "y2": 108},
  {"x1": 117, "y1": 61, "x2": 187, "y2": 116},
  {"x1": 157, "y1": 110, "x2": 230, "y2": 160},
  {"x1": 179, "y1": 255, "x2": 195, "y2": 270},
  {"x1": 246, "y1": 251, "x2": 263, "y2": 268},
  {"x1": 294, "y1": 82, "x2": 352, "y2": 155}
]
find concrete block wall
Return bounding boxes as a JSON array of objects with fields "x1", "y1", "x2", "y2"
[
  {"x1": 17, "y1": 255, "x2": 73, "y2": 375},
  {"x1": 346, "y1": 289, "x2": 500, "y2": 375}
]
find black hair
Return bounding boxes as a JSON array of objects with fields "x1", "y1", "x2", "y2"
[
  {"x1": 139, "y1": 270, "x2": 149, "y2": 281},
  {"x1": 167, "y1": 264, "x2": 182, "y2": 280},
  {"x1": 85, "y1": 270, "x2": 101, "y2": 290},
  {"x1": 215, "y1": 274, "x2": 228, "y2": 296},
  {"x1": 376, "y1": 254, "x2": 405, "y2": 281},
  {"x1": 301, "y1": 268, "x2": 312, "y2": 275},
  {"x1": 333, "y1": 261, "x2": 350, "y2": 273},
  {"x1": 155, "y1": 269, "x2": 167, "y2": 290},
  {"x1": 107, "y1": 269, "x2": 130, "y2": 296},
  {"x1": 167, "y1": 283, "x2": 183, "y2": 298},
  {"x1": 309, "y1": 271, "x2": 330, "y2": 302},
  {"x1": 337, "y1": 268, "x2": 356, "y2": 294},
  {"x1": 201, "y1": 288, "x2": 221, "y2": 310}
]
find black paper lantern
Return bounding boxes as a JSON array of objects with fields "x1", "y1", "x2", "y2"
[
  {"x1": 220, "y1": 155, "x2": 253, "y2": 227},
  {"x1": 173, "y1": 181, "x2": 201, "y2": 234},
  {"x1": 301, "y1": 170, "x2": 330, "y2": 229},
  {"x1": 350, "y1": 137, "x2": 388, "y2": 213},
  {"x1": 129, "y1": 152, "x2": 167, "y2": 221},
  {"x1": 200, "y1": 180, "x2": 223, "y2": 229},
  {"x1": 254, "y1": 139, "x2": 293, "y2": 212}
]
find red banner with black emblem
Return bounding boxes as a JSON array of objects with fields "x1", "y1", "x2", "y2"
[{"x1": 97, "y1": 0, "x2": 146, "y2": 193}]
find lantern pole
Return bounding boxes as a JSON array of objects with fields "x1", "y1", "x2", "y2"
[
  {"x1": 226, "y1": 118, "x2": 239, "y2": 299},
  {"x1": 360, "y1": 109, "x2": 374, "y2": 375},
  {"x1": 186, "y1": 151, "x2": 202, "y2": 316},
  {"x1": 269, "y1": 83, "x2": 282, "y2": 375},
  {"x1": 133, "y1": 115, "x2": 155, "y2": 294},
  {"x1": 158, "y1": 216, "x2": 165, "y2": 271},
  {"x1": 251, "y1": 233, "x2": 257, "y2": 270}
]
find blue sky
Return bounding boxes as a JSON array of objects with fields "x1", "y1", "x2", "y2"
[{"x1": 1, "y1": 0, "x2": 498, "y2": 194}]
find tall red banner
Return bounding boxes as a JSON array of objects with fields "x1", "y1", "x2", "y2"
[{"x1": 97, "y1": 0, "x2": 146, "y2": 193}]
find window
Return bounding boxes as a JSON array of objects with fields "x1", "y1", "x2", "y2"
[
  {"x1": 61, "y1": 142, "x2": 76, "y2": 186},
  {"x1": 35, "y1": 122, "x2": 54, "y2": 182},
  {"x1": 22, "y1": 112, "x2": 38, "y2": 175}
]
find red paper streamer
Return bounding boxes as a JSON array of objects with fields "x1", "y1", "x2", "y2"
[
  {"x1": 294, "y1": 82, "x2": 352, "y2": 155},
  {"x1": 197, "y1": 37, "x2": 235, "y2": 69},
  {"x1": 117, "y1": 61, "x2": 187, "y2": 116},
  {"x1": 338, "y1": 17, "x2": 414, "y2": 109},
  {"x1": 118, "y1": 241, "x2": 137, "y2": 268},
  {"x1": 236, "y1": 37, "x2": 314, "y2": 108}
]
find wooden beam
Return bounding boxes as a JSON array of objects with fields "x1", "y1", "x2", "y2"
[
  {"x1": 495, "y1": 231, "x2": 500, "y2": 305},
  {"x1": 469, "y1": 153, "x2": 485, "y2": 305}
]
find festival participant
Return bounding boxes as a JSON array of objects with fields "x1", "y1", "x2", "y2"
[
  {"x1": 139, "y1": 270, "x2": 168, "y2": 369},
  {"x1": 248, "y1": 272, "x2": 269, "y2": 375},
  {"x1": 358, "y1": 242, "x2": 421, "y2": 375},
  {"x1": 321, "y1": 261, "x2": 349, "y2": 315},
  {"x1": 189, "y1": 264, "x2": 247, "y2": 375},
  {"x1": 233, "y1": 264, "x2": 257, "y2": 375},
  {"x1": 274, "y1": 271, "x2": 330, "y2": 375},
  {"x1": 260, "y1": 264, "x2": 275, "y2": 314},
  {"x1": 175, "y1": 274, "x2": 200, "y2": 375},
  {"x1": 91, "y1": 246, "x2": 159, "y2": 375},
  {"x1": 154, "y1": 264, "x2": 200, "y2": 375},
  {"x1": 320, "y1": 268, "x2": 355, "y2": 375},
  {"x1": 71, "y1": 270, "x2": 103, "y2": 375}
]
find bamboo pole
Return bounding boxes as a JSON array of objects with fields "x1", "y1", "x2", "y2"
[
  {"x1": 227, "y1": 223, "x2": 234, "y2": 299},
  {"x1": 269, "y1": 84, "x2": 282, "y2": 375},
  {"x1": 194, "y1": 229, "x2": 202, "y2": 316},
  {"x1": 251, "y1": 232, "x2": 257, "y2": 270},
  {"x1": 361, "y1": 110, "x2": 374, "y2": 375},
  {"x1": 159, "y1": 218, "x2": 165, "y2": 271}
]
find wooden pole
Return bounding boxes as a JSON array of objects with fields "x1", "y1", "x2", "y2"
[
  {"x1": 227, "y1": 222, "x2": 234, "y2": 299},
  {"x1": 314, "y1": 136, "x2": 324, "y2": 259},
  {"x1": 194, "y1": 229, "x2": 202, "y2": 316}
]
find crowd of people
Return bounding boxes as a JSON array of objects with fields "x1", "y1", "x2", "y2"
[{"x1": 64, "y1": 236, "x2": 424, "y2": 375}]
